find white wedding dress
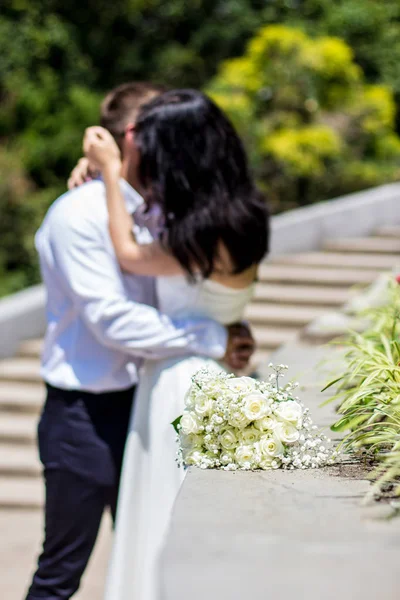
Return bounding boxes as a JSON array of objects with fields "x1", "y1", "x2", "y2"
[{"x1": 104, "y1": 275, "x2": 254, "y2": 600}]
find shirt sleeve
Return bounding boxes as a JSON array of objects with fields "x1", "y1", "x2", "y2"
[{"x1": 46, "y1": 209, "x2": 227, "y2": 361}]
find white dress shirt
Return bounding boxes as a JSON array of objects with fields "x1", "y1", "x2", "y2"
[{"x1": 35, "y1": 179, "x2": 227, "y2": 393}]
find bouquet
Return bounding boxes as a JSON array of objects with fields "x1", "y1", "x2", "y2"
[{"x1": 173, "y1": 364, "x2": 335, "y2": 471}]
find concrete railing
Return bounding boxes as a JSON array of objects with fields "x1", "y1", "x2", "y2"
[
  {"x1": 1, "y1": 182, "x2": 400, "y2": 358},
  {"x1": 0, "y1": 285, "x2": 46, "y2": 359},
  {"x1": 270, "y1": 182, "x2": 400, "y2": 256}
]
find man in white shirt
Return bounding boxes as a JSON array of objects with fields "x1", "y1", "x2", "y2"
[{"x1": 25, "y1": 82, "x2": 254, "y2": 600}]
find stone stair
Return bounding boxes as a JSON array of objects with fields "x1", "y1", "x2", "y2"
[
  {"x1": 0, "y1": 377, "x2": 44, "y2": 511},
  {"x1": 1, "y1": 226, "x2": 399, "y2": 513}
]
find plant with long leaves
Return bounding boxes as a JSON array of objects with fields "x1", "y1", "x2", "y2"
[{"x1": 323, "y1": 280, "x2": 400, "y2": 501}]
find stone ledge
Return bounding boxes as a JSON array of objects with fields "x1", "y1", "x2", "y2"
[
  {"x1": 161, "y1": 466, "x2": 400, "y2": 600},
  {"x1": 270, "y1": 183, "x2": 400, "y2": 256},
  {"x1": 159, "y1": 342, "x2": 400, "y2": 600}
]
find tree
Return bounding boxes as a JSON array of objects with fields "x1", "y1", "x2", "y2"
[
  {"x1": 1, "y1": 1, "x2": 400, "y2": 295},
  {"x1": 207, "y1": 25, "x2": 400, "y2": 210}
]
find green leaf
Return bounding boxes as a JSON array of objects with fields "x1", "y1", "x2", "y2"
[
  {"x1": 331, "y1": 414, "x2": 369, "y2": 433},
  {"x1": 171, "y1": 415, "x2": 182, "y2": 434},
  {"x1": 321, "y1": 376, "x2": 344, "y2": 393}
]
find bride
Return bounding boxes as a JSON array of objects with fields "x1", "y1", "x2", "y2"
[{"x1": 83, "y1": 89, "x2": 269, "y2": 600}]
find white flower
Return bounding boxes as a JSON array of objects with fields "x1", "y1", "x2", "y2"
[
  {"x1": 235, "y1": 445, "x2": 254, "y2": 467},
  {"x1": 176, "y1": 366, "x2": 335, "y2": 472},
  {"x1": 182, "y1": 449, "x2": 203, "y2": 466},
  {"x1": 194, "y1": 393, "x2": 213, "y2": 417},
  {"x1": 228, "y1": 411, "x2": 250, "y2": 429},
  {"x1": 240, "y1": 426, "x2": 260, "y2": 445},
  {"x1": 219, "y1": 428, "x2": 238, "y2": 450},
  {"x1": 257, "y1": 434, "x2": 284, "y2": 458},
  {"x1": 274, "y1": 400, "x2": 303, "y2": 427},
  {"x1": 275, "y1": 422, "x2": 300, "y2": 445},
  {"x1": 184, "y1": 389, "x2": 195, "y2": 409},
  {"x1": 220, "y1": 451, "x2": 235, "y2": 466},
  {"x1": 225, "y1": 376, "x2": 257, "y2": 394},
  {"x1": 258, "y1": 455, "x2": 274, "y2": 470},
  {"x1": 243, "y1": 393, "x2": 270, "y2": 421},
  {"x1": 180, "y1": 433, "x2": 203, "y2": 450},
  {"x1": 180, "y1": 413, "x2": 202, "y2": 435},
  {"x1": 254, "y1": 415, "x2": 278, "y2": 432}
]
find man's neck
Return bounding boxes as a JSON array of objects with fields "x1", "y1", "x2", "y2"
[{"x1": 120, "y1": 159, "x2": 141, "y2": 196}]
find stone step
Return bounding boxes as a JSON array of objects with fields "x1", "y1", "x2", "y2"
[
  {"x1": 324, "y1": 236, "x2": 400, "y2": 254},
  {"x1": 272, "y1": 251, "x2": 400, "y2": 271},
  {"x1": 0, "y1": 382, "x2": 45, "y2": 414},
  {"x1": 253, "y1": 283, "x2": 352, "y2": 307},
  {"x1": 375, "y1": 226, "x2": 400, "y2": 238},
  {"x1": 0, "y1": 476, "x2": 43, "y2": 509},
  {"x1": 18, "y1": 338, "x2": 43, "y2": 359},
  {"x1": 0, "y1": 358, "x2": 41, "y2": 383},
  {"x1": 257, "y1": 264, "x2": 380, "y2": 287},
  {"x1": 252, "y1": 325, "x2": 299, "y2": 350},
  {"x1": 0, "y1": 414, "x2": 37, "y2": 445},
  {"x1": 245, "y1": 303, "x2": 329, "y2": 326},
  {"x1": 0, "y1": 445, "x2": 41, "y2": 478}
]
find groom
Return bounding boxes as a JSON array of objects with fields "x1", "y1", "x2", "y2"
[{"x1": 25, "y1": 82, "x2": 255, "y2": 600}]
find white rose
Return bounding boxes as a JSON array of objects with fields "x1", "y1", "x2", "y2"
[
  {"x1": 180, "y1": 413, "x2": 202, "y2": 435},
  {"x1": 240, "y1": 426, "x2": 260, "y2": 445},
  {"x1": 258, "y1": 455, "x2": 274, "y2": 470},
  {"x1": 220, "y1": 451, "x2": 235, "y2": 466},
  {"x1": 228, "y1": 411, "x2": 250, "y2": 429},
  {"x1": 235, "y1": 445, "x2": 254, "y2": 467},
  {"x1": 182, "y1": 449, "x2": 203, "y2": 466},
  {"x1": 274, "y1": 401, "x2": 303, "y2": 427},
  {"x1": 180, "y1": 433, "x2": 203, "y2": 450},
  {"x1": 254, "y1": 415, "x2": 277, "y2": 432},
  {"x1": 194, "y1": 394, "x2": 214, "y2": 417},
  {"x1": 226, "y1": 376, "x2": 257, "y2": 394},
  {"x1": 257, "y1": 434, "x2": 284, "y2": 458},
  {"x1": 219, "y1": 428, "x2": 238, "y2": 450},
  {"x1": 243, "y1": 393, "x2": 270, "y2": 421},
  {"x1": 275, "y1": 422, "x2": 300, "y2": 445}
]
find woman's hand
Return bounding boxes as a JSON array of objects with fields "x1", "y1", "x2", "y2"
[{"x1": 83, "y1": 126, "x2": 122, "y2": 177}]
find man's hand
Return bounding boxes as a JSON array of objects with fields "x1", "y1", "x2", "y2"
[
  {"x1": 223, "y1": 322, "x2": 255, "y2": 372},
  {"x1": 67, "y1": 157, "x2": 99, "y2": 190}
]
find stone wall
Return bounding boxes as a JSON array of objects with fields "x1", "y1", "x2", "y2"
[{"x1": 0, "y1": 285, "x2": 46, "y2": 358}]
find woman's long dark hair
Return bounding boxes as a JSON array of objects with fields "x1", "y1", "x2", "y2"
[{"x1": 135, "y1": 89, "x2": 269, "y2": 278}]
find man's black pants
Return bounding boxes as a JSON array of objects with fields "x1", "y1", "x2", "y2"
[{"x1": 25, "y1": 383, "x2": 135, "y2": 600}]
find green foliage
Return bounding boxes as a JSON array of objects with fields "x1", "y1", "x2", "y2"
[
  {"x1": 291, "y1": 0, "x2": 400, "y2": 102},
  {"x1": 0, "y1": 0, "x2": 283, "y2": 297},
  {"x1": 208, "y1": 25, "x2": 400, "y2": 210},
  {"x1": 1, "y1": 1, "x2": 400, "y2": 296},
  {"x1": 0, "y1": 147, "x2": 62, "y2": 296},
  {"x1": 323, "y1": 281, "x2": 400, "y2": 502}
]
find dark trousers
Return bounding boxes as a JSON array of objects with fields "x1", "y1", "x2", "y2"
[{"x1": 25, "y1": 383, "x2": 135, "y2": 600}]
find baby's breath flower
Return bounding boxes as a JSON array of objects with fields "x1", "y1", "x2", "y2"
[{"x1": 175, "y1": 365, "x2": 336, "y2": 472}]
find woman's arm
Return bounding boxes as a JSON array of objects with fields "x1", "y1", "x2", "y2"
[
  {"x1": 102, "y1": 162, "x2": 183, "y2": 276},
  {"x1": 83, "y1": 127, "x2": 183, "y2": 276}
]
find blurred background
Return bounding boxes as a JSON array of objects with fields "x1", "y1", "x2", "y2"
[{"x1": 1, "y1": 0, "x2": 400, "y2": 297}]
